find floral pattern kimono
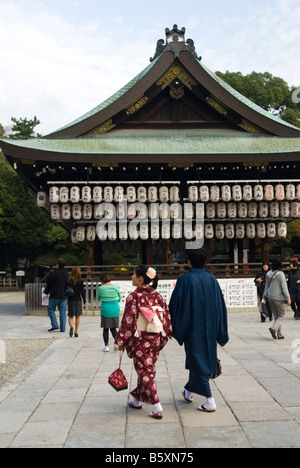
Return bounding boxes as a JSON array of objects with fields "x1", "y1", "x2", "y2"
[{"x1": 115, "y1": 287, "x2": 172, "y2": 405}]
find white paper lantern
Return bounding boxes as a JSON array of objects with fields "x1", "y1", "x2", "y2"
[
  {"x1": 243, "y1": 184, "x2": 253, "y2": 201},
  {"x1": 159, "y1": 186, "x2": 169, "y2": 202},
  {"x1": 246, "y1": 223, "x2": 256, "y2": 239},
  {"x1": 215, "y1": 224, "x2": 225, "y2": 239},
  {"x1": 104, "y1": 186, "x2": 113, "y2": 202},
  {"x1": 184, "y1": 224, "x2": 194, "y2": 240},
  {"x1": 61, "y1": 204, "x2": 71, "y2": 220},
  {"x1": 269, "y1": 201, "x2": 279, "y2": 218},
  {"x1": 188, "y1": 186, "x2": 198, "y2": 202},
  {"x1": 232, "y1": 185, "x2": 242, "y2": 201},
  {"x1": 275, "y1": 184, "x2": 285, "y2": 201},
  {"x1": 114, "y1": 186, "x2": 124, "y2": 202},
  {"x1": 162, "y1": 224, "x2": 171, "y2": 239},
  {"x1": 108, "y1": 225, "x2": 117, "y2": 241},
  {"x1": 72, "y1": 204, "x2": 82, "y2": 220},
  {"x1": 217, "y1": 203, "x2": 227, "y2": 219},
  {"x1": 137, "y1": 204, "x2": 148, "y2": 220},
  {"x1": 277, "y1": 222, "x2": 287, "y2": 238},
  {"x1": 104, "y1": 203, "x2": 115, "y2": 220},
  {"x1": 82, "y1": 186, "x2": 92, "y2": 203},
  {"x1": 227, "y1": 202, "x2": 237, "y2": 219},
  {"x1": 70, "y1": 186, "x2": 80, "y2": 203},
  {"x1": 238, "y1": 202, "x2": 247, "y2": 218},
  {"x1": 51, "y1": 204, "x2": 61, "y2": 220},
  {"x1": 259, "y1": 202, "x2": 268, "y2": 218},
  {"x1": 264, "y1": 184, "x2": 274, "y2": 201},
  {"x1": 83, "y1": 204, "x2": 93, "y2": 220},
  {"x1": 254, "y1": 184, "x2": 264, "y2": 201},
  {"x1": 149, "y1": 203, "x2": 159, "y2": 220},
  {"x1": 194, "y1": 223, "x2": 204, "y2": 240},
  {"x1": 93, "y1": 186, "x2": 102, "y2": 203},
  {"x1": 86, "y1": 226, "x2": 96, "y2": 242},
  {"x1": 248, "y1": 202, "x2": 258, "y2": 218},
  {"x1": 267, "y1": 223, "x2": 276, "y2": 238},
  {"x1": 210, "y1": 185, "x2": 220, "y2": 202},
  {"x1": 225, "y1": 223, "x2": 235, "y2": 239},
  {"x1": 116, "y1": 203, "x2": 126, "y2": 219},
  {"x1": 170, "y1": 186, "x2": 180, "y2": 203},
  {"x1": 94, "y1": 204, "x2": 104, "y2": 219},
  {"x1": 236, "y1": 223, "x2": 245, "y2": 239},
  {"x1": 285, "y1": 184, "x2": 295, "y2": 201},
  {"x1": 257, "y1": 223, "x2": 266, "y2": 238},
  {"x1": 296, "y1": 184, "x2": 300, "y2": 200},
  {"x1": 127, "y1": 204, "x2": 136, "y2": 220},
  {"x1": 49, "y1": 186, "x2": 60, "y2": 203},
  {"x1": 172, "y1": 223, "x2": 182, "y2": 239},
  {"x1": 184, "y1": 203, "x2": 194, "y2": 220},
  {"x1": 119, "y1": 224, "x2": 128, "y2": 240},
  {"x1": 205, "y1": 224, "x2": 214, "y2": 239},
  {"x1": 159, "y1": 203, "x2": 169, "y2": 220},
  {"x1": 128, "y1": 224, "x2": 139, "y2": 240},
  {"x1": 150, "y1": 224, "x2": 160, "y2": 240},
  {"x1": 206, "y1": 203, "x2": 215, "y2": 219},
  {"x1": 291, "y1": 202, "x2": 300, "y2": 218},
  {"x1": 280, "y1": 201, "x2": 290, "y2": 218},
  {"x1": 59, "y1": 186, "x2": 69, "y2": 203},
  {"x1": 96, "y1": 225, "x2": 108, "y2": 241},
  {"x1": 140, "y1": 224, "x2": 149, "y2": 240},
  {"x1": 199, "y1": 185, "x2": 209, "y2": 202},
  {"x1": 170, "y1": 203, "x2": 182, "y2": 220},
  {"x1": 37, "y1": 192, "x2": 48, "y2": 207},
  {"x1": 71, "y1": 229, "x2": 78, "y2": 243},
  {"x1": 148, "y1": 186, "x2": 158, "y2": 203},
  {"x1": 137, "y1": 186, "x2": 147, "y2": 203},
  {"x1": 195, "y1": 203, "x2": 205, "y2": 221},
  {"x1": 221, "y1": 185, "x2": 231, "y2": 202},
  {"x1": 127, "y1": 186, "x2": 136, "y2": 203},
  {"x1": 76, "y1": 226, "x2": 85, "y2": 242}
]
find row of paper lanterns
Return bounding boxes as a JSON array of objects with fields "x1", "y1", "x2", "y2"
[
  {"x1": 46, "y1": 183, "x2": 300, "y2": 204},
  {"x1": 48, "y1": 201, "x2": 300, "y2": 221},
  {"x1": 71, "y1": 222, "x2": 288, "y2": 243}
]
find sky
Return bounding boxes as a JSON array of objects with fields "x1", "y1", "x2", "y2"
[{"x1": 0, "y1": 0, "x2": 299, "y2": 135}]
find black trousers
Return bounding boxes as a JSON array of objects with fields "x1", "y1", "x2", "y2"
[{"x1": 103, "y1": 328, "x2": 118, "y2": 346}]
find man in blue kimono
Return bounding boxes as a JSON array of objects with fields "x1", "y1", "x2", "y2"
[{"x1": 169, "y1": 248, "x2": 229, "y2": 412}]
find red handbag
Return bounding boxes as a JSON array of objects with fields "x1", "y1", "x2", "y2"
[{"x1": 108, "y1": 352, "x2": 128, "y2": 392}]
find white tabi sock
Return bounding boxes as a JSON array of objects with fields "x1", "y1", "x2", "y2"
[{"x1": 153, "y1": 402, "x2": 163, "y2": 413}]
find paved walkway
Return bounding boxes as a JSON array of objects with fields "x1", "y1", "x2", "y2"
[{"x1": 0, "y1": 292, "x2": 300, "y2": 448}]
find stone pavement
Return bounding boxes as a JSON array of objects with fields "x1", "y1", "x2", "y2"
[{"x1": 0, "y1": 292, "x2": 300, "y2": 448}]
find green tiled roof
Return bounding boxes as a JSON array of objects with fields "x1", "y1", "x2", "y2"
[{"x1": 4, "y1": 129, "x2": 300, "y2": 155}]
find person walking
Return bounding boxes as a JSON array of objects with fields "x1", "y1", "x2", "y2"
[
  {"x1": 68, "y1": 267, "x2": 87, "y2": 338},
  {"x1": 115, "y1": 265, "x2": 172, "y2": 420},
  {"x1": 44, "y1": 258, "x2": 69, "y2": 333},
  {"x1": 169, "y1": 248, "x2": 229, "y2": 413},
  {"x1": 263, "y1": 258, "x2": 291, "y2": 340},
  {"x1": 97, "y1": 273, "x2": 121, "y2": 352},
  {"x1": 287, "y1": 260, "x2": 300, "y2": 320},
  {"x1": 254, "y1": 262, "x2": 272, "y2": 322}
]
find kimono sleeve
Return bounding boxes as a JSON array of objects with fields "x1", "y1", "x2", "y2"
[
  {"x1": 214, "y1": 279, "x2": 229, "y2": 347},
  {"x1": 169, "y1": 276, "x2": 191, "y2": 346},
  {"x1": 115, "y1": 293, "x2": 138, "y2": 348}
]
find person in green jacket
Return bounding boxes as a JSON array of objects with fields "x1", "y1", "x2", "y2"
[{"x1": 97, "y1": 273, "x2": 121, "y2": 352}]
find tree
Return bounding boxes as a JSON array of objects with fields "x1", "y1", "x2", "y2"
[
  {"x1": 215, "y1": 71, "x2": 300, "y2": 128},
  {"x1": 8, "y1": 116, "x2": 42, "y2": 140}
]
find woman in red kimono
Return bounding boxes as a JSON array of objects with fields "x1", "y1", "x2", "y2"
[{"x1": 115, "y1": 265, "x2": 172, "y2": 420}]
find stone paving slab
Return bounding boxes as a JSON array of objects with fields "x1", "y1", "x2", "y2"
[{"x1": 0, "y1": 298, "x2": 300, "y2": 448}]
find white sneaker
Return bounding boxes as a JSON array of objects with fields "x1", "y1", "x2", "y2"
[{"x1": 103, "y1": 345, "x2": 110, "y2": 352}]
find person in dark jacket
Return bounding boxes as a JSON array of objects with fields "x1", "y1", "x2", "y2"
[
  {"x1": 288, "y1": 260, "x2": 300, "y2": 320},
  {"x1": 254, "y1": 262, "x2": 272, "y2": 322},
  {"x1": 44, "y1": 258, "x2": 69, "y2": 332},
  {"x1": 68, "y1": 267, "x2": 87, "y2": 337}
]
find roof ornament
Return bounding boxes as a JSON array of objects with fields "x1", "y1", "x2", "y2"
[{"x1": 150, "y1": 24, "x2": 201, "y2": 62}]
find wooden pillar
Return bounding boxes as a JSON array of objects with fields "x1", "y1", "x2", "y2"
[
  {"x1": 204, "y1": 239, "x2": 212, "y2": 263},
  {"x1": 262, "y1": 238, "x2": 270, "y2": 263},
  {"x1": 143, "y1": 239, "x2": 153, "y2": 265}
]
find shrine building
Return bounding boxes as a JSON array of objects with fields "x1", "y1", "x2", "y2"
[{"x1": 1, "y1": 25, "x2": 300, "y2": 271}]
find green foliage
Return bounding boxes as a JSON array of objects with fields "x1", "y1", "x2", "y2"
[
  {"x1": 8, "y1": 116, "x2": 42, "y2": 140},
  {"x1": 215, "y1": 71, "x2": 300, "y2": 128}
]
